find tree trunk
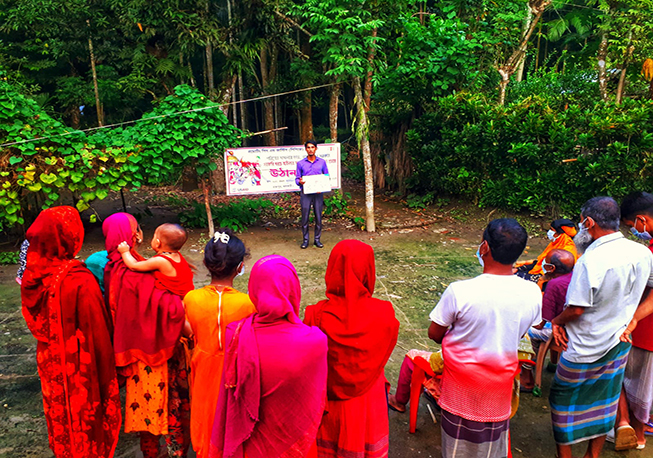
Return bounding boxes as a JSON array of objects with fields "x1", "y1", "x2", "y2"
[
  {"x1": 87, "y1": 21, "x2": 103, "y2": 127},
  {"x1": 616, "y1": 33, "x2": 635, "y2": 105},
  {"x1": 203, "y1": 179, "x2": 215, "y2": 237},
  {"x1": 260, "y1": 45, "x2": 277, "y2": 146},
  {"x1": 598, "y1": 32, "x2": 608, "y2": 101},
  {"x1": 364, "y1": 28, "x2": 377, "y2": 112},
  {"x1": 218, "y1": 75, "x2": 236, "y2": 118},
  {"x1": 188, "y1": 59, "x2": 196, "y2": 88},
  {"x1": 206, "y1": 41, "x2": 216, "y2": 100},
  {"x1": 231, "y1": 79, "x2": 238, "y2": 127},
  {"x1": 329, "y1": 82, "x2": 340, "y2": 142},
  {"x1": 515, "y1": 6, "x2": 533, "y2": 82},
  {"x1": 238, "y1": 70, "x2": 248, "y2": 144},
  {"x1": 353, "y1": 76, "x2": 375, "y2": 233},
  {"x1": 69, "y1": 105, "x2": 80, "y2": 129},
  {"x1": 498, "y1": 70, "x2": 509, "y2": 106},
  {"x1": 495, "y1": 0, "x2": 550, "y2": 105},
  {"x1": 300, "y1": 91, "x2": 314, "y2": 142},
  {"x1": 648, "y1": 78, "x2": 653, "y2": 100}
]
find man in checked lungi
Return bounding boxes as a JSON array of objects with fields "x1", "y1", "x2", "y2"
[
  {"x1": 550, "y1": 196, "x2": 653, "y2": 458},
  {"x1": 428, "y1": 218, "x2": 542, "y2": 458}
]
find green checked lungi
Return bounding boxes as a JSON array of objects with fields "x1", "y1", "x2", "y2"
[{"x1": 549, "y1": 341, "x2": 631, "y2": 445}]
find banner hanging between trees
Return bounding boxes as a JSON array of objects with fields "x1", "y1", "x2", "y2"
[{"x1": 224, "y1": 143, "x2": 341, "y2": 196}]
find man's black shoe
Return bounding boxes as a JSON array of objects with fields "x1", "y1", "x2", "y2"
[
  {"x1": 314, "y1": 241, "x2": 324, "y2": 248},
  {"x1": 301, "y1": 242, "x2": 309, "y2": 249}
]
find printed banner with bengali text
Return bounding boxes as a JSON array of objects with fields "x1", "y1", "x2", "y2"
[{"x1": 224, "y1": 143, "x2": 341, "y2": 196}]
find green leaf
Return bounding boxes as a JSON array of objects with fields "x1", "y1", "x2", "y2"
[{"x1": 9, "y1": 156, "x2": 23, "y2": 165}]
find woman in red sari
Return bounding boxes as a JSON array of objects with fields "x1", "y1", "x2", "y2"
[
  {"x1": 304, "y1": 240, "x2": 400, "y2": 458},
  {"x1": 102, "y1": 212, "x2": 188, "y2": 457},
  {"x1": 21, "y1": 206, "x2": 121, "y2": 457}
]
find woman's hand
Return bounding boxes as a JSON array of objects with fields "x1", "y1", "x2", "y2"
[{"x1": 117, "y1": 241, "x2": 130, "y2": 254}]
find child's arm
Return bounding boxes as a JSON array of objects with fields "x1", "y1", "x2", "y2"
[
  {"x1": 182, "y1": 320, "x2": 193, "y2": 338},
  {"x1": 117, "y1": 241, "x2": 170, "y2": 273}
]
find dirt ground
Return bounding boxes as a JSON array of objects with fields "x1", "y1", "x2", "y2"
[{"x1": 0, "y1": 188, "x2": 651, "y2": 458}]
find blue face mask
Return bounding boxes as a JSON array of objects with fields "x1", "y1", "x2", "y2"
[
  {"x1": 631, "y1": 225, "x2": 652, "y2": 241},
  {"x1": 476, "y1": 243, "x2": 485, "y2": 268}
]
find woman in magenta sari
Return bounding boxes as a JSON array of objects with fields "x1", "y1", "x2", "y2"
[
  {"x1": 209, "y1": 255, "x2": 328, "y2": 458},
  {"x1": 103, "y1": 213, "x2": 189, "y2": 457}
]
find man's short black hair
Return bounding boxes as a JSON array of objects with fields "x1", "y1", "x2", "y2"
[
  {"x1": 483, "y1": 218, "x2": 528, "y2": 265},
  {"x1": 581, "y1": 196, "x2": 620, "y2": 231},
  {"x1": 304, "y1": 140, "x2": 318, "y2": 148},
  {"x1": 621, "y1": 192, "x2": 653, "y2": 221}
]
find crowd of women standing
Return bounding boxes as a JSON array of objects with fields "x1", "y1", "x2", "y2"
[{"x1": 19, "y1": 206, "x2": 400, "y2": 458}]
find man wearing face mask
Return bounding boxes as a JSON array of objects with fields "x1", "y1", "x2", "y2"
[
  {"x1": 514, "y1": 219, "x2": 578, "y2": 282},
  {"x1": 428, "y1": 218, "x2": 542, "y2": 458},
  {"x1": 528, "y1": 249, "x2": 576, "y2": 356},
  {"x1": 549, "y1": 196, "x2": 653, "y2": 458},
  {"x1": 611, "y1": 191, "x2": 653, "y2": 450}
]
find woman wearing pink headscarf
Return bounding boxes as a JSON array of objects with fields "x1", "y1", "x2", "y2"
[
  {"x1": 209, "y1": 255, "x2": 328, "y2": 458},
  {"x1": 102, "y1": 213, "x2": 188, "y2": 457}
]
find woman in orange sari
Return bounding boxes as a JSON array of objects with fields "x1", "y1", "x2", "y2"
[
  {"x1": 183, "y1": 229, "x2": 256, "y2": 458},
  {"x1": 304, "y1": 240, "x2": 400, "y2": 458},
  {"x1": 21, "y1": 206, "x2": 121, "y2": 457}
]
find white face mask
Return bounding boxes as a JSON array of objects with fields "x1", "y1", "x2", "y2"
[
  {"x1": 237, "y1": 264, "x2": 246, "y2": 277},
  {"x1": 547, "y1": 229, "x2": 557, "y2": 241},
  {"x1": 541, "y1": 262, "x2": 554, "y2": 275}
]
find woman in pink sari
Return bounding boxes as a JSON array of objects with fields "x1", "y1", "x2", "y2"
[{"x1": 209, "y1": 255, "x2": 328, "y2": 458}]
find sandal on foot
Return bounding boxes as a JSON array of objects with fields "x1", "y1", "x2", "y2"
[
  {"x1": 387, "y1": 394, "x2": 406, "y2": 413},
  {"x1": 615, "y1": 425, "x2": 639, "y2": 451}
]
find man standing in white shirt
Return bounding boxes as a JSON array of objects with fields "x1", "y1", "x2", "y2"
[
  {"x1": 428, "y1": 218, "x2": 542, "y2": 458},
  {"x1": 549, "y1": 196, "x2": 653, "y2": 458}
]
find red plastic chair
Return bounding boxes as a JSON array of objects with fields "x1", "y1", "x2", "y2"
[{"x1": 409, "y1": 355, "x2": 437, "y2": 433}]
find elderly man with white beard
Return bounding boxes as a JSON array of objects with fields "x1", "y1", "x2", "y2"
[{"x1": 548, "y1": 196, "x2": 653, "y2": 458}]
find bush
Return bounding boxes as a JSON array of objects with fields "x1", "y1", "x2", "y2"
[
  {"x1": 176, "y1": 197, "x2": 274, "y2": 232},
  {"x1": 407, "y1": 92, "x2": 653, "y2": 214},
  {"x1": 323, "y1": 190, "x2": 351, "y2": 217},
  {"x1": 0, "y1": 251, "x2": 19, "y2": 265}
]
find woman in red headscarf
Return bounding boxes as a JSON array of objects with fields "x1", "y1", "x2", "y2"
[
  {"x1": 21, "y1": 206, "x2": 121, "y2": 457},
  {"x1": 304, "y1": 240, "x2": 400, "y2": 458},
  {"x1": 102, "y1": 212, "x2": 188, "y2": 457}
]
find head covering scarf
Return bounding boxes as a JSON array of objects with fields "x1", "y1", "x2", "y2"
[
  {"x1": 103, "y1": 212, "x2": 185, "y2": 367},
  {"x1": 530, "y1": 219, "x2": 579, "y2": 275},
  {"x1": 22, "y1": 207, "x2": 84, "y2": 340},
  {"x1": 304, "y1": 240, "x2": 400, "y2": 400},
  {"x1": 21, "y1": 207, "x2": 121, "y2": 457},
  {"x1": 210, "y1": 255, "x2": 328, "y2": 458},
  {"x1": 551, "y1": 218, "x2": 577, "y2": 238}
]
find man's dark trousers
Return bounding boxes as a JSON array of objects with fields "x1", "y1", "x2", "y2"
[{"x1": 300, "y1": 191, "x2": 323, "y2": 244}]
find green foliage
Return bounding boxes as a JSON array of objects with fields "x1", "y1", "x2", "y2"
[
  {"x1": 0, "y1": 79, "x2": 240, "y2": 230},
  {"x1": 175, "y1": 197, "x2": 274, "y2": 232},
  {"x1": 323, "y1": 189, "x2": 351, "y2": 217},
  {"x1": 0, "y1": 73, "x2": 133, "y2": 229},
  {"x1": 0, "y1": 251, "x2": 20, "y2": 264},
  {"x1": 407, "y1": 92, "x2": 653, "y2": 214},
  {"x1": 117, "y1": 84, "x2": 241, "y2": 186},
  {"x1": 406, "y1": 193, "x2": 434, "y2": 210}
]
